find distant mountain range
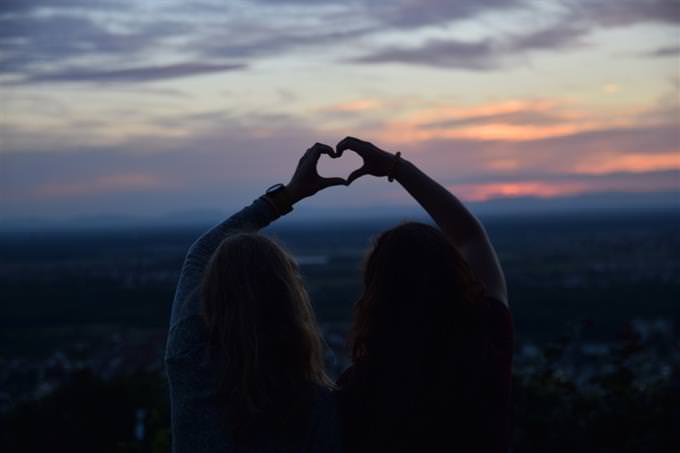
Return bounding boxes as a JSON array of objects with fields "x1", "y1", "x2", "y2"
[{"x1": 1, "y1": 190, "x2": 678, "y2": 231}]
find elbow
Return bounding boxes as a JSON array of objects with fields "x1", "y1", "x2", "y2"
[{"x1": 184, "y1": 234, "x2": 214, "y2": 266}]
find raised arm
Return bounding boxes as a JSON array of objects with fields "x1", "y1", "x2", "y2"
[
  {"x1": 169, "y1": 143, "x2": 346, "y2": 328},
  {"x1": 169, "y1": 198, "x2": 277, "y2": 327},
  {"x1": 336, "y1": 136, "x2": 508, "y2": 306}
]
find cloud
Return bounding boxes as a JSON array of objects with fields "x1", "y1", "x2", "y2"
[
  {"x1": 0, "y1": 0, "x2": 121, "y2": 15},
  {"x1": 0, "y1": 7, "x2": 247, "y2": 84},
  {"x1": 370, "y1": 100, "x2": 607, "y2": 142},
  {"x1": 379, "y1": 112, "x2": 680, "y2": 188},
  {"x1": 15, "y1": 62, "x2": 246, "y2": 84},
  {"x1": 348, "y1": 1, "x2": 677, "y2": 69},
  {"x1": 0, "y1": 12, "x2": 193, "y2": 79},
  {"x1": 450, "y1": 170, "x2": 680, "y2": 202},
  {"x1": 2, "y1": 0, "x2": 676, "y2": 83},
  {"x1": 32, "y1": 173, "x2": 167, "y2": 198},
  {"x1": 250, "y1": 0, "x2": 526, "y2": 29},
  {"x1": 640, "y1": 45, "x2": 680, "y2": 58},
  {"x1": 321, "y1": 99, "x2": 385, "y2": 113},
  {"x1": 186, "y1": 0, "x2": 530, "y2": 64},
  {"x1": 571, "y1": 152, "x2": 680, "y2": 175},
  {"x1": 1, "y1": 101, "x2": 677, "y2": 219},
  {"x1": 506, "y1": 23, "x2": 589, "y2": 51},
  {"x1": 349, "y1": 21, "x2": 588, "y2": 69},
  {"x1": 572, "y1": 0, "x2": 680, "y2": 27},
  {"x1": 526, "y1": 123, "x2": 679, "y2": 158},
  {"x1": 0, "y1": 14, "x2": 164, "y2": 60},
  {"x1": 0, "y1": 117, "x2": 335, "y2": 219},
  {"x1": 199, "y1": 27, "x2": 377, "y2": 60},
  {"x1": 453, "y1": 180, "x2": 589, "y2": 201},
  {"x1": 365, "y1": 0, "x2": 526, "y2": 29},
  {"x1": 351, "y1": 38, "x2": 498, "y2": 69},
  {"x1": 422, "y1": 110, "x2": 569, "y2": 129},
  {"x1": 212, "y1": 0, "x2": 680, "y2": 31}
]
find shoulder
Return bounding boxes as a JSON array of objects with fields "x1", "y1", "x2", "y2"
[{"x1": 336, "y1": 364, "x2": 373, "y2": 396}]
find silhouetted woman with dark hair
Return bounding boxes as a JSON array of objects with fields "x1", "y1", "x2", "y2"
[
  {"x1": 334, "y1": 137, "x2": 513, "y2": 453},
  {"x1": 165, "y1": 144, "x2": 346, "y2": 452}
]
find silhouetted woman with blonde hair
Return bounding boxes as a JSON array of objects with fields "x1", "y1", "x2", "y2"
[{"x1": 165, "y1": 144, "x2": 346, "y2": 452}]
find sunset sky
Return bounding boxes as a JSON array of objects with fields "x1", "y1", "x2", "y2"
[{"x1": 1, "y1": 0, "x2": 678, "y2": 223}]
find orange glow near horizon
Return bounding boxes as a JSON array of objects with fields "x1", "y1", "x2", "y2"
[
  {"x1": 374, "y1": 123, "x2": 593, "y2": 144},
  {"x1": 402, "y1": 100, "x2": 559, "y2": 122},
  {"x1": 31, "y1": 173, "x2": 166, "y2": 199},
  {"x1": 453, "y1": 181, "x2": 589, "y2": 202},
  {"x1": 369, "y1": 99, "x2": 632, "y2": 144},
  {"x1": 1, "y1": 0, "x2": 677, "y2": 219},
  {"x1": 322, "y1": 99, "x2": 384, "y2": 113},
  {"x1": 573, "y1": 152, "x2": 680, "y2": 175}
]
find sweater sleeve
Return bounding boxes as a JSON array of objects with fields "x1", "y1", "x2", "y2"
[{"x1": 168, "y1": 196, "x2": 280, "y2": 330}]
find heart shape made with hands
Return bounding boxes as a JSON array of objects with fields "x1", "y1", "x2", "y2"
[{"x1": 316, "y1": 148, "x2": 364, "y2": 181}]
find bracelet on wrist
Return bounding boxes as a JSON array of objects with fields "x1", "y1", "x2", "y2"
[{"x1": 387, "y1": 152, "x2": 402, "y2": 182}]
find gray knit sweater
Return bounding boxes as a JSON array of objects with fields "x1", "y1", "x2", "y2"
[{"x1": 165, "y1": 197, "x2": 341, "y2": 453}]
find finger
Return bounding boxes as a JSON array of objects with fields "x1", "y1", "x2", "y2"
[
  {"x1": 347, "y1": 166, "x2": 370, "y2": 184},
  {"x1": 309, "y1": 142, "x2": 336, "y2": 163},
  {"x1": 301, "y1": 146, "x2": 314, "y2": 162},
  {"x1": 318, "y1": 142, "x2": 340, "y2": 158},
  {"x1": 320, "y1": 177, "x2": 347, "y2": 188},
  {"x1": 336, "y1": 136, "x2": 368, "y2": 157}
]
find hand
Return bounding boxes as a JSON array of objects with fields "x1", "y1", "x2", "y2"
[
  {"x1": 287, "y1": 142, "x2": 347, "y2": 203},
  {"x1": 335, "y1": 136, "x2": 395, "y2": 184}
]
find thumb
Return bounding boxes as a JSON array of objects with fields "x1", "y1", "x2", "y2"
[
  {"x1": 347, "y1": 166, "x2": 370, "y2": 184},
  {"x1": 320, "y1": 177, "x2": 347, "y2": 188}
]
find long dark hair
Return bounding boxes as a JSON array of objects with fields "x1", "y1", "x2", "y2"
[
  {"x1": 201, "y1": 233, "x2": 332, "y2": 444},
  {"x1": 341, "y1": 222, "x2": 490, "y2": 452}
]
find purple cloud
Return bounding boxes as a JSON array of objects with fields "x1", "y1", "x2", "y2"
[
  {"x1": 574, "y1": 0, "x2": 680, "y2": 27},
  {"x1": 640, "y1": 45, "x2": 680, "y2": 58},
  {"x1": 349, "y1": 22, "x2": 587, "y2": 69},
  {"x1": 250, "y1": 0, "x2": 526, "y2": 29},
  {"x1": 1, "y1": 110, "x2": 677, "y2": 221},
  {"x1": 17, "y1": 62, "x2": 246, "y2": 84},
  {"x1": 2, "y1": 0, "x2": 677, "y2": 82},
  {"x1": 350, "y1": 39, "x2": 498, "y2": 69}
]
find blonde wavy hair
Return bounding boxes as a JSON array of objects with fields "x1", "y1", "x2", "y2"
[{"x1": 201, "y1": 233, "x2": 332, "y2": 443}]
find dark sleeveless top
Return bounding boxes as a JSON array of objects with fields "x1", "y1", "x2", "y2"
[{"x1": 337, "y1": 297, "x2": 514, "y2": 453}]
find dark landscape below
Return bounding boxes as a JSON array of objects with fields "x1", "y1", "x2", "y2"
[{"x1": 1, "y1": 208, "x2": 678, "y2": 452}]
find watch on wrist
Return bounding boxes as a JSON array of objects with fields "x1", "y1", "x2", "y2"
[{"x1": 263, "y1": 183, "x2": 294, "y2": 216}]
